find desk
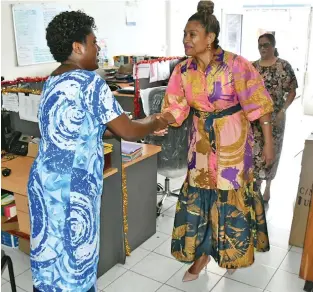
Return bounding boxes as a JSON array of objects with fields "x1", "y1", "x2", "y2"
[
  {"x1": 1, "y1": 157, "x2": 118, "y2": 195},
  {"x1": 1, "y1": 139, "x2": 124, "y2": 278},
  {"x1": 123, "y1": 143, "x2": 161, "y2": 250},
  {"x1": 112, "y1": 82, "x2": 135, "y2": 114},
  {"x1": 1, "y1": 140, "x2": 161, "y2": 276}
]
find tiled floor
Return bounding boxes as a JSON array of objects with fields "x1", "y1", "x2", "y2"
[
  {"x1": 1, "y1": 101, "x2": 312, "y2": 291},
  {"x1": 0, "y1": 208, "x2": 307, "y2": 292},
  {"x1": 0, "y1": 189, "x2": 308, "y2": 292}
]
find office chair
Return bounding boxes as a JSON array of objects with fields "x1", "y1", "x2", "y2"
[
  {"x1": 1, "y1": 250, "x2": 17, "y2": 292},
  {"x1": 304, "y1": 281, "x2": 313, "y2": 292},
  {"x1": 144, "y1": 87, "x2": 190, "y2": 216}
]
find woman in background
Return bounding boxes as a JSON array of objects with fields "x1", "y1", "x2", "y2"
[
  {"x1": 252, "y1": 33, "x2": 298, "y2": 202},
  {"x1": 28, "y1": 11, "x2": 167, "y2": 292},
  {"x1": 159, "y1": 0, "x2": 274, "y2": 282}
]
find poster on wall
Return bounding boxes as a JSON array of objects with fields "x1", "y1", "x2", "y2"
[
  {"x1": 223, "y1": 14, "x2": 243, "y2": 55},
  {"x1": 97, "y1": 38, "x2": 109, "y2": 68},
  {"x1": 12, "y1": 3, "x2": 70, "y2": 66}
]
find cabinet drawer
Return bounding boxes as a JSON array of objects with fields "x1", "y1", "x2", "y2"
[{"x1": 14, "y1": 193, "x2": 29, "y2": 214}]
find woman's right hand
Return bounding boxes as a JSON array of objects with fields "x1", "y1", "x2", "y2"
[
  {"x1": 153, "y1": 112, "x2": 172, "y2": 136},
  {"x1": 151, "y1": 113, "x2": 168, "y2": 132}
]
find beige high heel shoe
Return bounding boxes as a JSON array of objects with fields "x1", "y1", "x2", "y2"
[
  {"x1": 227, "y1": 269, "x2": 236, "y2": 275},
  {"x1": 182, "y1": 257, "x2": 210, "y2": 282}
]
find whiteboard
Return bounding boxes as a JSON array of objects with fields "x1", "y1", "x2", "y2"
[{"x1": 12, "y1": 3, "x2": 70, "y2": 66}]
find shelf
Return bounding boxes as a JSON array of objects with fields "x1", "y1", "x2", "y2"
[{"x1": 103, "y1": 167, "x2": 118, "y2": 179}]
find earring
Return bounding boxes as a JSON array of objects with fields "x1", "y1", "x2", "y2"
[{"x1": 207, "y1": 43, "x2": 212, "y2": 51}]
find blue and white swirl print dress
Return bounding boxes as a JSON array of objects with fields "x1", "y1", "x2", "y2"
[{"x1": 27, "y1": 70, "x2": 123, "y2": 292}]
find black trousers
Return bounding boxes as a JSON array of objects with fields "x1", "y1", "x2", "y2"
[{"x1": 33, "y1": 286, "x2": 96, "y2": 292}]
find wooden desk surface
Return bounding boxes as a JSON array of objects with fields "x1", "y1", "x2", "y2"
[
  {"x1": 123, "y1": 143, "x2": 161, "y2": 169},
  {"x1": 117, "y1": 82, "x2": 132, "y2": 88},
  {"x1": 113, "y1": 91, "x2": 134, "y2": 98},
  {"x1": 1, "y1": 156, "x2": 33, "y2": 196},
  {"x1": 1, "y1": 143, "x2": 161, "y2": 194},
  {"x1": 1, "y1": 156, "x2": 118, "y2": 196}
]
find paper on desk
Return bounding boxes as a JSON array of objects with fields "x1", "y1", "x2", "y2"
[
  {"x1": 157, "y1": 61, "x2": 170, "y2": 81},
  {"x1": 133, "y1": 63, "x2": 150, "y2": 79},
  {"x1": 122, "y1": 86, "x2": 135, "y2": 91},
  {"x1": 18, "y1": 93, "x2": 41, "y2": 122},
  {"x1": 149, "y1": 62, "x2": 158, "y2": 83},
  {"x1": 2, "y1": 93, "x2": 19, "y2": 112}
]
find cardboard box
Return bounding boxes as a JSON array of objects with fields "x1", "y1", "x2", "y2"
[
  {"x1": 19, "y1": 237, "x2": 30, "y2": 255},
  {"x1": 300, "y1": 198, "x2": 313, "y2": 281},
  {"x1": 27, "y1": 143, "x2": 39, "y2": 158},
  {"x1": 289, "y1": 134, "x2": 313, "y2": 247},
  {"x1": 2, "y1": 231, "x2": 19, "y2": 248}
]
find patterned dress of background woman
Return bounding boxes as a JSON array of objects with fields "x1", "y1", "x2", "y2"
[{"x1": 252, "y1": 59, "x2": 298, "y2": 200}]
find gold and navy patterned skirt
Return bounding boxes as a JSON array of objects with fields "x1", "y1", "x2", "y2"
[{"x1": 171, "y1": 181, "x2": 270, "y2": 269}]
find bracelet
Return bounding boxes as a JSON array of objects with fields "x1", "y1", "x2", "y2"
[{"x1": 262, "y1": 121, "x2": 271, "y2": 125}]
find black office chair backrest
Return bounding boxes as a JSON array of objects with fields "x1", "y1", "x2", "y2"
[{"x1": 145, "y1": 87, "x2": 190, "y2": 178}]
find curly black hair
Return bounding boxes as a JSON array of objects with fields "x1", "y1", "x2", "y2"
[{"x1": 46, "y1": 11, "x2": 97, "y2": 63}]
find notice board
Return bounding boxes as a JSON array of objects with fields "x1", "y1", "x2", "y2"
[{"x1": 12, "y1": 3, "x2": 70, "y2": 66}]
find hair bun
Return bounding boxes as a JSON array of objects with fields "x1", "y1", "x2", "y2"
[{"x1": 197, "y1": 1, "x2": 214, "y2": 15}]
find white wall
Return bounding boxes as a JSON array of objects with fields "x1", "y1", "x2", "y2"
[
  {"x1": 1, "y1": 1, "x2": 167, "y2": 79},
  {"x1": 168, "y1": 0, "x2": 223, "y2": 56},
  {"x1": 168, "y1": 0, "x2": 313, "y2": 57},
  {"x1": 303, "y1": 11, "x2": 313, "y2": 115}
]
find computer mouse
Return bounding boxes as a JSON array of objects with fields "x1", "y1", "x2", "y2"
[{"x1": 2, "y1": 168, "x2": 11, "y2": 177}]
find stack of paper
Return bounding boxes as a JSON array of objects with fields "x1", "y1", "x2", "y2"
[
  {"x1": 2, "y1": 93, "x2": 19, "y2": 112},
  {"x1": 121, "y1": 142, "x2": 143, "y2": 162}
]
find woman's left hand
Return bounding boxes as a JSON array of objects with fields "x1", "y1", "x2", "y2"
[
  {"x1": 262, "y1": 142, "x2": 275, "y2": 167},
  {"x1": 153, "y1": 128, "x2": 168, "y2": 136}
]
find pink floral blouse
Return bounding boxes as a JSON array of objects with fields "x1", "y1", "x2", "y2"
[{"x1": 162, "y1": 47, "x2": 273, "y2": 190}]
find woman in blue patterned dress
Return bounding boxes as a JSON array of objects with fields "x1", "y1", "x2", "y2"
[{"x1": 28, "y1": 11, "x2": 168, "y2": 292}]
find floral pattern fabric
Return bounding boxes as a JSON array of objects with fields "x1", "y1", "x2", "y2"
[
  {"x1": 162, "y1": 47, "x2": 273, "y2": 191},
  {"x1": 162, "y1": 47, "x2": 273, "y2": 267},
  {"x1": 252, "y1": 59, "x2": 298, "y2": 181}
]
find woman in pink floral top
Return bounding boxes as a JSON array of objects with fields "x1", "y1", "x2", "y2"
[{"x1": 159, "y1": 1, "x2": 275, "y2": 282}]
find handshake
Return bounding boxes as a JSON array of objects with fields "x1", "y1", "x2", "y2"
[{"x1": 148, "y1": 113, "x2": 170, "y2": 136}]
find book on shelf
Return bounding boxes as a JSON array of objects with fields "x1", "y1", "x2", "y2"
[
  {"x1": 1, "y1": 193, "x2": 16, "y2": 218},
  {"x1": 104, "y1": 143, "x2": 113, "y2": 155},
  {"x1": 104, "y1": 143, "x2": 113, "y2": 170}
]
